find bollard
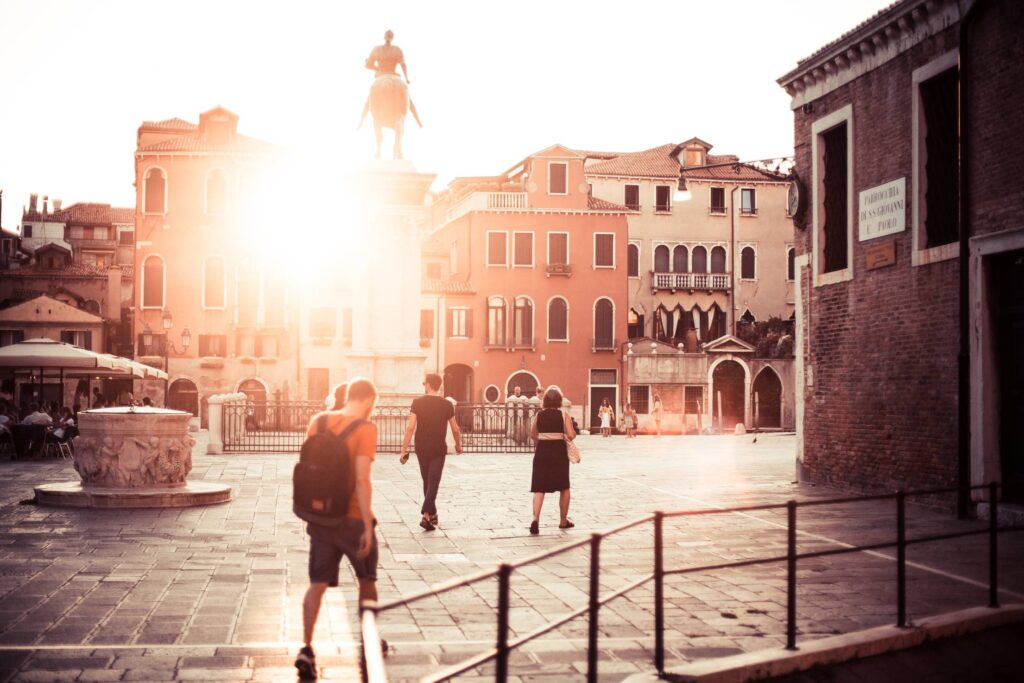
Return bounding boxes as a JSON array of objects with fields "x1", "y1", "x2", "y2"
[{"x1": 786, "y1": 500, "x2": 797, "y2": 650}]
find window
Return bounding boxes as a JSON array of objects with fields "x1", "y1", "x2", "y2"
[
  {"x1": 0, "y1": 330, "x2": 25, "y2": 347},
  {"x1": 60, "y1": 331, "x2": 92, "y2": 349},
  {"x1": 513, "y1": 296, "x2": 533, "y2": 347},
  {"x1": 420, "y1": 309, "x2": 434, "y2": 340},
  {"x1": 487, "y1": 296, "x2": 506, "y2": 346},
  {"x1": 629, "y1": 385, "x2": 650, "y2": 414},
  {"x1": 548, "y1": 162, "x2": 568, "y2": 194},
  {"x1": 548, "y1": 297, "x2": 568, "y2": 341},
  {"x1": 487, "y1": 231, "x2": 507, "y2": 267},
  {"x1": 142, "y1": 255, "x2": 165, "y2": 308},
  {"x1": 787, "y1": 248, "x2": 796, "y2": 281},
  {"x1": 624, "y1": 185, "x2": 640, "y2": 210},
  {"x1": 484, "y1": 385, "x2": 501, "y2": 403},
  {"x1": 513, "y1": 232, "x2": 534, "y2": 267},
  {"x1": 548, "y1": 232, "x2": 568, "y2": 265},
  {"x1": 593, "y1": 298, "x2": 614, "y2": 349},
  {"x1": 118, "y1": 229, "x2": 134, "y2": 246},
  {"x1": 308, "y1": 368, "x2": 330, "y2": 403},
  {"x1": 198, "y1": 334, "x2": 227, "y2": 357},
  {"x1": 594, "y1": 233, "x2": 614, "y2": 268},
  {"x1": 309, "y1": 307, "x2": 336, "y2": 338},
  {"x1": 710, "y1": 246, "x2": 726, "y2": 273},
  {"x1": 710, "y1": 187, "x2": 726, "y2": 214},
  {"x1": 448, "y1": 308, "x2": 470, "y2": 337},
  {"x1": 672, "y1": 245, "x2": 688, "y2": 273},
  {"x1": 22, "y1": 225, "x2": 32, "y2": 238},
  {"x1": 627, "y1": 308, "x2": 644, "y2": 340},
  {"x1": 205, "y1": 169, "x2": 227, "y2": 215},
  {"x1": 655, "y1": 186, "x2": 671, "y2": 212},
  {"x1": 203, "y1": 257, "x2": 225, "y2": 309},
  {"x1": 260, "y1": 334, "x2": 278, "y2": 357},
  {"x1": 654, "y1": 245, "x2": 670, "y2": 272},
  {"x1": 918, "y1": 63, "x2": 959, "y2": 251},
  {"x1": 69, "y1": 226, "x2": 84, "y2": 239},
  {"x1": 237, "y1": 268, "x2": 259, "y2": 327},
  {"x1": 144, "y1": 167, "x2": 166, "y2": 214},
  {"x1": 425, "y1": 262, "x2": 442, "y2": 279},
  {"x1": 741, "y1": 246, "x2": 756, "y2": 279},
  {"x1": 812, "y1": 104, "x2": 854, "y2": 285},
  {"x1": 93, "y1": 227, "x2": 109, "y2": 240},
  {"x1": 627, "y1": 243, "x2": 639, "y2": 277},
  {"x1": 740, "y1": 188, "x2": 757, "y2": 214},
  {"x1": 236, "y1": 333, "x2": 256, "y2": 357},
  {"x1": 692, "y1": 246, "x2": 708, "y2": 273}
]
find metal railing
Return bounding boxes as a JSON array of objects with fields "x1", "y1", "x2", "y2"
[
  {"x1": 359, "y1": 483, "x2": 1022, "y2": 682},
  {"x1": 221, "y1": 401, "x2": 542, "y2": 453}
]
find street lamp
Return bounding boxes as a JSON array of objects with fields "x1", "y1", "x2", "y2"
[{"x1": 153, "y1": 309, "x2": 191, "y2": 406}]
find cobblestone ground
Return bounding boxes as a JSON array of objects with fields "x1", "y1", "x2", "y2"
[{"x1": 0, "y1": 432, "x2": 1021, "y2": 682}]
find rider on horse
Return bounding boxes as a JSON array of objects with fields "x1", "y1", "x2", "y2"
[{"x1": 359, "y1": 30, "x2": 422, "y2": 158}]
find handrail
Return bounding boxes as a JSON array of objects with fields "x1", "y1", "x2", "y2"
[{"x1": 359, "y1": 482, "x2": 1017, "y2": 682}]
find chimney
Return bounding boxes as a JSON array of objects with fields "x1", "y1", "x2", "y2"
[
  {"x1": 53, "y1": 199, "x2": 62, "y2": 212},
  {"x1": 42, "y1": 195, "x2": 49, "y2": 215},
  {"x1": 106, "y1": 266, "x2": 122, "y2": 320},
  {"x1": 29, "y1": 193, "x2": 38, "y2": 213}
]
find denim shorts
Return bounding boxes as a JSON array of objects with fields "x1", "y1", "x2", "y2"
[{"x1": 307, "y1": 518, "x2": 378, "y2": 585}]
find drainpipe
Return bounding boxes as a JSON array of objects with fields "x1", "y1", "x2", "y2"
[
  {"x1": 957, "y1": 0, "x2": 986, "y2": 519},
  {"x1": 730, "y1": 186, "x2": 739, "y2": 336}
]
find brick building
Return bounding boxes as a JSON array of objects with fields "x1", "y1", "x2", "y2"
[
  {"x1": 778, "y1": 0, "x2": 1024, "y2": 504},
  {"x1": 427, "y1": 145, "x2": 630, "y2": 429}
]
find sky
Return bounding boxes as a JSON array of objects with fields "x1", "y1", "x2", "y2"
[{"x1": 0, "y1": 0, "x2": 893, "y2": 231}]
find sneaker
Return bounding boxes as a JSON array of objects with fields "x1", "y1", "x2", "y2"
[{"x1": 295, "y1": 645, "x2": 317, "y2": 680}]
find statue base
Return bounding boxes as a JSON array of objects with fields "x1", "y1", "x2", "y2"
[{"x1": 34, "y1": 481, "x2": 232, "y2": 508}]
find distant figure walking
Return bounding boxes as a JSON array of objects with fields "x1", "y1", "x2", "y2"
[
  {"x1": 598, "y1": 398, "x2": 614, "y2": 437},
  {"x1": 400, "y1": 373, "x2": 463, "y2": 531},
  {"x1": 652, "y1": 394, "x2": 663, "y2": 437},
  {"x1": 529, "y1": 387, "x2": 576, "y2": 534},
  {"x1": 623, "y1": 404, "x2": 637, "y2": 438}
]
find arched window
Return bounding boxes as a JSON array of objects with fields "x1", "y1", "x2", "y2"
[
  {"x1": 548, "y1": 297, "x2": 568, "y2": 341},
  {"x1": 710, "y1": 246, "x2": 727, "y2": 273},
  {"x1": 144, "y1": 167, "x2": 166, "y2": 214},
  {"x1": 672, "y1": 245, "x2": 689, "y2": 273},
  {"x1": 654, "y1": 304, "x2": 672, "y2": 342},
  {"x1": 787, "y1": 247, "x2": 796, "y2": 281},
  {"x1": 487, "y1": 296, "x2": 506, "y2": 346},
  {"x1": 741, "y1": 246, "x2": 756, "y2": 279},
  {"x1": 692, "y1": 246, "x2": 708, "y2": 273},
  {"x1": 627, "y1": 243, "x2": 639, "y2": 277},
  {"x1": 513, "y1": 296, "x2": 533, "y2": 346},
  {"x1": 593, "y1": 298, "x2": 614, "y2": 349},
  {"x1": 205, "y1": 169, "x2": 227, "y2": 215},
  {"x1": 203, "y1": 257, "x2": 225, "y2": 309},
  {"x1": 654, "y1": 245, "x2": 670, "y2": 272},
  {"x1": 142, "y1": 255, "x2": 165, "y2": 309}
]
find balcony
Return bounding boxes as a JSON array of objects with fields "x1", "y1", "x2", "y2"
[
  {"x1": 546, "y1": 263, "x2": 572, "y2": 277},
  {"x1": 591, "y1": 337, "x2": 617, "y2": 352},
  {"x1": 71, "y1": 238, "x2": 117, "y2": 252},
  {"x1": 445, "y1": 192, "x2": 528, "y2": 223},
  {"x1": 650, "y1": 272, "x2": 731, "y2": 293}
]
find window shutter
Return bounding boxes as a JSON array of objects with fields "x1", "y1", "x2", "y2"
[
  {"x1": 465, "y1": 309, "x2": 473, "y2": 338},
  {"x1": 84, "y1": 331, "x2": 92, "y2": 350},
  {"x1": 420, "y1": 309, "x2": 434, "y2": 339}
]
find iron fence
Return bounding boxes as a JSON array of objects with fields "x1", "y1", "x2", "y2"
[
  {"x1": 221, "y1": 400, "x2": 542, "y2": 453},
  {"x1": 359, "y1": 483, "x2": 1024, "y2": 682}
]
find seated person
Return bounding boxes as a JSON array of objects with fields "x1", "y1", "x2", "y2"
[
  {"x1": 53, "y1": 407, "x2": 76, "y2": 441},
  {"x1": 22, "y1": 403, "x2": 53, "y2": 426}
]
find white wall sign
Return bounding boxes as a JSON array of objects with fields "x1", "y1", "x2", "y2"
[{"x1": 858, "y1": 177, "x2": 906, "y2": 241}]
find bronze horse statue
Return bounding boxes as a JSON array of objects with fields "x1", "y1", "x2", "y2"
[{"x1": 359, "y1": 30, "x2": 422, "y2": 160}]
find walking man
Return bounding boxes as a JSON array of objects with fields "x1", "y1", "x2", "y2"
[
  {"x1": 400, "y1": 373, "x2": 463, "y2": 531},
  {"x1": 296, "y1": 378, "x2": 381, "y2": 680}
]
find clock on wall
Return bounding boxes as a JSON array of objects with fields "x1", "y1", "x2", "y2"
[{"x1": 788, "y1": 174, "x2": 807, "y2": 227}]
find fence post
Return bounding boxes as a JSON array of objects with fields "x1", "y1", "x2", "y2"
[
  {"x1": 496, "y1": 564, "x2": 511, "y2": 683},
  {"x1": 207, "y1": 394, "x2": 225, "y2": 454},
  {"x1": 786, "y1": 500, "x2": 797, "y2": 650},
  {"x1": 989, "y1": 482, "x2": 999, "y2": 609},
  {"x1": 588, "y1": 534, "x2": 602, "y2": 683},
  {"x1": 654, "y1": 512, "x2": 665, "y2": 675},
  {"x1": 896, "y1": 491, "x2": 907, "y2": 627}
]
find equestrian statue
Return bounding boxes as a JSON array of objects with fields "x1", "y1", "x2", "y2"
[{"x1": 359, "y1": 30, "x2": 423, "y2": 160}]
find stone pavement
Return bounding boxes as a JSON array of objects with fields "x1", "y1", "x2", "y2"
[{"x1": 0, "y1": 433, "x2": 1021, "y2": 682}]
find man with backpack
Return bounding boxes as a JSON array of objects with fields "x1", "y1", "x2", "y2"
[
  {"x1": 399, "y1": 373, "x2": 462, "y2": 531},
  {"x1": 294, "y1": 378, "x2": 380, "y2": 680}
]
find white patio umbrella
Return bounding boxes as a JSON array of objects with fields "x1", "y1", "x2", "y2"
[{"x1": 0, "y1": 338, "x2": 124, "y2": 370}]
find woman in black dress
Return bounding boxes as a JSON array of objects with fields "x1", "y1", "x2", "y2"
[{"x1": 529, "y1": 387, "x2": 577, "y2": 534}]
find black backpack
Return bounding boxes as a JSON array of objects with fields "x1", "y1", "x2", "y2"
[{"x1": 293, "y1": 415, "x2": 366, "y2": 526}]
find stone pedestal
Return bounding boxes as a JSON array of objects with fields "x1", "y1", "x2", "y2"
[
  {"x1": 348, "y1": 160, "x2": 433, "y2": 401},
  {"x1": 34, "y1": 407, "x2": 231, "y2": 508}
]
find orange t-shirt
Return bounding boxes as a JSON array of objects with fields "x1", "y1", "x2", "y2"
[{"x1": 306, "y1": 411, "x2": 377, "y2": 520}]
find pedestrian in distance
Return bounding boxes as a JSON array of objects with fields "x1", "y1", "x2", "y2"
[
  {"x1": 598, "y1": 398, "x2": 614, "y2": 437},
  {"x1": 295, "y1": 378, "x2": 382, "y2": 680},
  {"x1": 400, "y1": 373, "x2": 463, "y2": 531},
  {"x1": 652, "y1": 393, "x2": 663, "y2": 437},
  {"x1": 623, "y1": 403, "x2": 637, "y2": 438},
  {"x1": 529, "y1": 387, "x2": 576, "y2": 534}
]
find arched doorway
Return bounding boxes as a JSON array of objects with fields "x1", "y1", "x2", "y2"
[
  {"x1": 443, "y1": 363, "x2": 474, "y2": 403},
  {"x1": 711, "y1": 360, "x2": 746, "y2": 430},
  {"x1": 238, "y1": 378, "x2": 268, "y2": 430},
  {"x1": 167, "y1": 379, "x2": 199, "y2": 416},
  {"x1": 505, "y1": 371, "x2": 539, "y2": 399},
  {"x1": 752, "y1": 367, "x2": 782, "y2": 429}
]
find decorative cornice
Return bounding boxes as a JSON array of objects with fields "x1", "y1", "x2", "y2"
[{"x1": 777, "y1": 0, "x2": 968, "y2": 110}]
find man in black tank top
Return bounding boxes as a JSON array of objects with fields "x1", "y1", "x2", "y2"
[{"x1": 400, "y1": 373, "x2": 463, "y2": 530}]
